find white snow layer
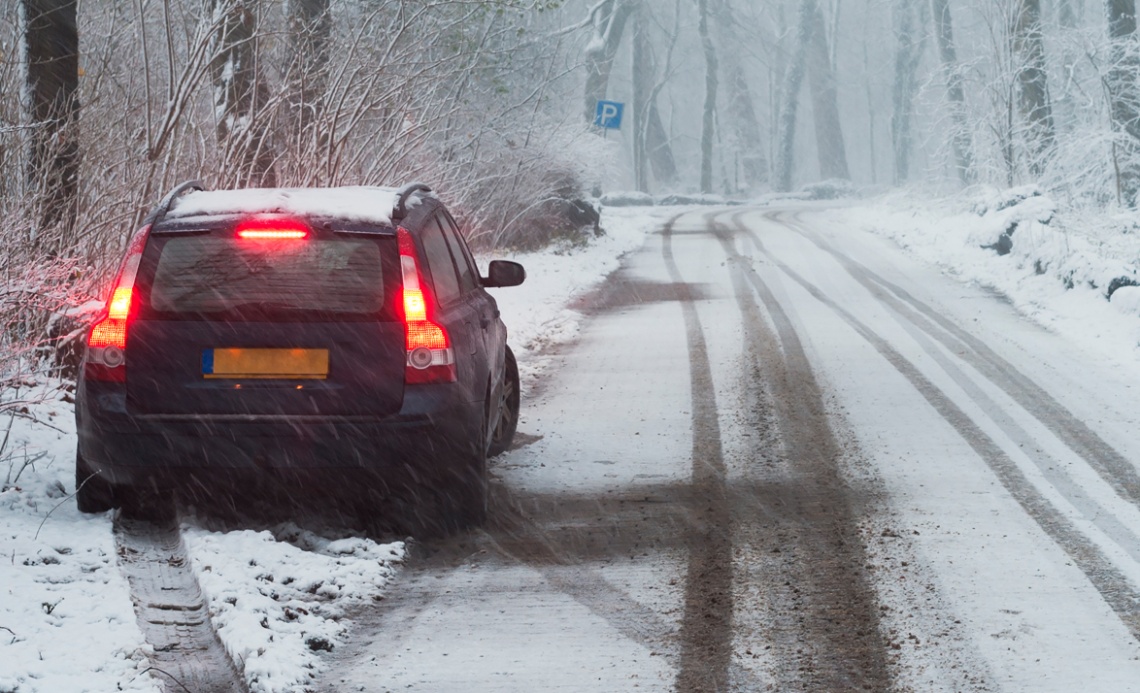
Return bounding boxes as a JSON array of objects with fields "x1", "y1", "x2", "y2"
[
  {"x1": 167, "y1": 186, "x2": 413, "y2": 226},
  {"x1": 829, "y1": 187, "x2": 1140, "y2": 374}
]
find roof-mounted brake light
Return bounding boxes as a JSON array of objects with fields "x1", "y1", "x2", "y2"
[{"x1": 235, "y1": 217, "x2": 310, "y2": 240}]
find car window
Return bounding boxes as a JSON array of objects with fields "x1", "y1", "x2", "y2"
[
  {"x1": 143, "y1": 234, "x2": 389, "y2": 317},
  {"x1": 438, "y1": 214, "x2": 478, "y2": 293},
  {"x1": 419, "y1": 218, "x2": 461, "y2": 306}
]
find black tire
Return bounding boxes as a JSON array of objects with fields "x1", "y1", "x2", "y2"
[
  {"x1": 487, "y1": 345, "x2": 520, "y2": 457},
  {"x1": 75, "y1": 452, "x2": 115, "y2": 513}
]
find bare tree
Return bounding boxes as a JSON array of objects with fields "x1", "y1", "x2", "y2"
[
  {"x1": 714, "y1": 0, "x2": 767, "y2": 189},
  {"x1": 583, "y1": 0, "x2": 638, "y2": 122},
  {"x1": 697, "y1": 0, "x2": 718, "y2": 193},
  {"x1": 806, "y1": 0, "x2": 849, "y2": 180},
  {"x1": 774, "y1": 0, "x2": 812, "y2": 192},
  {"x1": 891, "y1": 0, "x2": 928, "y2": 184},
  {"x1": 930, "y1": 0, "x2": 975, "y2": 184},
  {"x1": 22, "y1": 0, "x2": 79, "y2": 246},
  {"x1": 1106, "y1": 0, "x2": 1140, "y2": 205},
  {"x1": 631, "y1": 5, "x2": 678, "y2": 191},
  {"x1": 287, "y1": 0, "x2": 331, "y2": 143},
  {"x1": 1011, "y1": 0, "x2": 1055, "y2": 177},
  {"x1": 209, "y1": 0, "x2": 277, "y2": 187}
]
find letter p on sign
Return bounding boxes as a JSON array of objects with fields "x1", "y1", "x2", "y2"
[{"x1": 594, "y1": 101, "x2": 624, "y2": 130}]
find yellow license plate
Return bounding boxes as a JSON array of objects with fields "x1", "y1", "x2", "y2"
[{"x1": 202, "y1": 348, "x2": 329, "y2": 379}]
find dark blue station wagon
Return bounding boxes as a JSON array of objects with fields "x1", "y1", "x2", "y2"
[{"x1": 75, "y1": 182, "x2": 525, "y2": 531}]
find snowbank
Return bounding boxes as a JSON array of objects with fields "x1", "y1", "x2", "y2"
[
  {"x1": 828, "y1": 187, "x2": 1140, "y2": 368},
  {"x1": 0, "y1": 384, "x2": 158, "y2": 693}
]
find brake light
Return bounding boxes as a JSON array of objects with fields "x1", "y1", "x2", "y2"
[
  {"x1": 235, "y1": 217, "x2": 309, "y2": 240},
  {"x1": 86, "y1": 225, "x2": 150, "y2": 382},
  {"x1": 398, "y1": 227, "x2": 456, "y2": 384}
]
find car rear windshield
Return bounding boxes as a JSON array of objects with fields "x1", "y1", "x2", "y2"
[{"x1": 139, "y1": 233, "x2": 396, "y2": 319}]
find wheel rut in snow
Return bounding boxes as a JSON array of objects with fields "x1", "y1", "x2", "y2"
[
  {"x1": 115, "y1": 515, "x2": 247, "y2": 693},
  {"x1": 661, "y1": 217, "x2": 735, "y2": 692},
  {"x1": 738, "y1": 214, "x2": 1140, "y2": 641},
  {"x1": 704, "y1": 216, "x2": 892, "y2": 692},
  {"x1": 780, "y1": 212, "x2": 1140, "y2": 514}
]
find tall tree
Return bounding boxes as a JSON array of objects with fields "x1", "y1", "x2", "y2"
[
  {"x1": 22, "y1": 0, "x2": 79, "y2": 243},
  {"x1": 287, "y1": 0, "x2": 331, "y2": 145},
  {"x1": 631, "y1": 4, "x2": 677, "y2": 191},
  {"x1": 1106, "y1": 0, "x2": 1140, "y2": 205},
  {"x1": 713, "y1": 0, "x2": 767, "y2": 188},
  {"x1": 892, "y1": 0, "x2": 928, "y2": 183},
  {"x1": 930, "y1": 0, "x2": 975, "y2": 184},
  {"x1": 774, "y1": 0, "x2": 812, "y2": 191},
  {"x1": 1012, "y1": 0, "x2": 1055, "y2": 177},
  {"x1": 806, "y1": 0, "x2": 849, "y2": 180},
  {"x1": 583, "y1": 0, "x2": 638, "y2": 122},
  {"x1": 697, "y1": 0, "x2": 718, "y2": 193},
  {"x1": 209, "y1": 0, "x2": 277, "y2": 187}
]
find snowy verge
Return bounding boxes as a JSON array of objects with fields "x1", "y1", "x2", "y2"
[
  {"x1": 182, "y1": 524, "x2": 404, "y2": 693},
  {"x1": 824, "y1": 188, "x2": 1140, "y2": 370},
  {"x1": 0, "y1": 383, "x2": 158, "y2": 693}
]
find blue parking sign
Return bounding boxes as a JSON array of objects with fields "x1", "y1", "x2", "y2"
[{"x1": 594, "y1": 100, "x2": 624, "y2": 130}]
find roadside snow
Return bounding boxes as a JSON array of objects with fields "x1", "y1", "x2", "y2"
[
  {"x1": 827, "y1": 188, "x2": 1140, "y2": 376},
  {"x1": 182, "y1": 524, "x2": 403, "y2": 693},
  {"x1": 0, "y1": 384, "x2": 158, "y2": 693}
]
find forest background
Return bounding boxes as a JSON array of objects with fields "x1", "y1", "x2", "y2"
[{"x1": 3, "y1": 0, "x2": 1140, "y2": 393}]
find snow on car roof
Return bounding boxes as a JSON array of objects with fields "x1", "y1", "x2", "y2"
[{"x1": 166, "y1": 186, "x2": 426, "y2": 226}]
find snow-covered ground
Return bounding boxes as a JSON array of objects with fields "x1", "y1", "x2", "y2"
[
  {"x1": 5, "y1": 192, "x2": 1140, "y2": 691},
  {"x1": 0, "y1": 205, "x2": 669, "y2": 693},
  {"x1": 832, "y1": 187, "x2": 1140, "y2": 379}
]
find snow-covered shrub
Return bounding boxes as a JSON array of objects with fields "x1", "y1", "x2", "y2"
[
  {"x1": 600, "y1": 191, "x2": 656, "y2": 207},
  {"x1": 798, "y1": 178, "x2": 857, "y2": 201}
]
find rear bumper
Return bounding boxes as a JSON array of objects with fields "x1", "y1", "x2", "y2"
[{"x1": 77, "y1": 383, "x2": 481, "y2": 489}]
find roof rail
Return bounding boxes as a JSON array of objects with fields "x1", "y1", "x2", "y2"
[
  {"x1": 392, "y1": 182, "x2": 432, "y2": 221},
  {"x1": 143, "y1": 179, "x2": 206, "y2": 226}
]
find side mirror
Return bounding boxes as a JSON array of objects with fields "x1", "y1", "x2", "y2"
[{"x1": 483, "y1": 260, "x2": 526, "y2": 288}]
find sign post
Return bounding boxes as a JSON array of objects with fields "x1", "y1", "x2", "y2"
[{"x1": 594, "y1": 100, "x2": 624, "y2": 132}]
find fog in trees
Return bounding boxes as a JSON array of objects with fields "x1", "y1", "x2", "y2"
[{"x1": 6, "y1": 0, "x2": 1140, "y2": 379}]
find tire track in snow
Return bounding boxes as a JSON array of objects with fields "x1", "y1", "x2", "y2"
[
  {"x1": 661, "y1": 215, "x2": 735, "y2": 693},
  {"x1": 782, "y1": 213, "x2": 1140, "y2": 516},
  {"x1": 707, "y1": 215, "x2": 892, "y2": 692},
  {"x1": 736, "y1": 217, "x2": 1140, "y2": 641},
  {"x1": 115, "y1": 516, "x2": 247, "y2": 693}
]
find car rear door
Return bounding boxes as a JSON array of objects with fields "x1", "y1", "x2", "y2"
[{"x1": 125, "y1": 223, "x2": 407, "y2": 417}]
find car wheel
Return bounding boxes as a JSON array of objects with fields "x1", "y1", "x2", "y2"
[
  {"x1": 75, "y1": 452, "x2": 115, "y2": 513},
  {"x1": 487, "y1": 345, "x2": 520, "y2": 457}
]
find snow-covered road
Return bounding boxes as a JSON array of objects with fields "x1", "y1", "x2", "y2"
[{"x1": 314, "y1": 206, "x2": 1140, "y2": 692}]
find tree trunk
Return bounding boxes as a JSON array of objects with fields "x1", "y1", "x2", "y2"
[
  {"x1": 287, "y1": 0, "x2": 331, "y2": 146},
  {"x1": 583, "y1": 0, "x2": 638, "y2": 122},
  {"x1": 714, "y1": 0, "x2": 767, "y2": 188},
  {"x1": 891, "y1": 0, "x2": 927, "y2": 183},
  {"x1": 806, "y1": 0, "x2": 849, "y2": 180},
  {"x1": 210, "y1": 0, "x2": 277, "y2": 187},
  {"x1": 22, "y1": 0, "x2": 79, "y2": 246},
  {"x1": 631, "y1": 5, "x2": 676, "y2": 190},
  {"x1": 1012, "y1": 0, "x2": 1055, "y2": 178},
  {"x1": 1107, "y1": 0, "x2": 1140, "y2": 205},
  {"x1": 697, "y1": 0, "x2": 718, "y2": 193},
  {"x1": 774, "y1": 0, "x2": 812, "y2": 192},
  {"x1": 930, "y1": 0, "x2": 975, "y2": 184}
]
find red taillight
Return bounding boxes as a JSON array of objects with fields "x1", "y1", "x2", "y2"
[
  {"x1": 235, "y1": 217, "x2": 310, "y2": 240},
  {"x1": 398, "y1": 227, "x2": 456, "y2": 384},
  {"x1": 85, "y1": 225, "x2": 149, "y2": 381}
]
